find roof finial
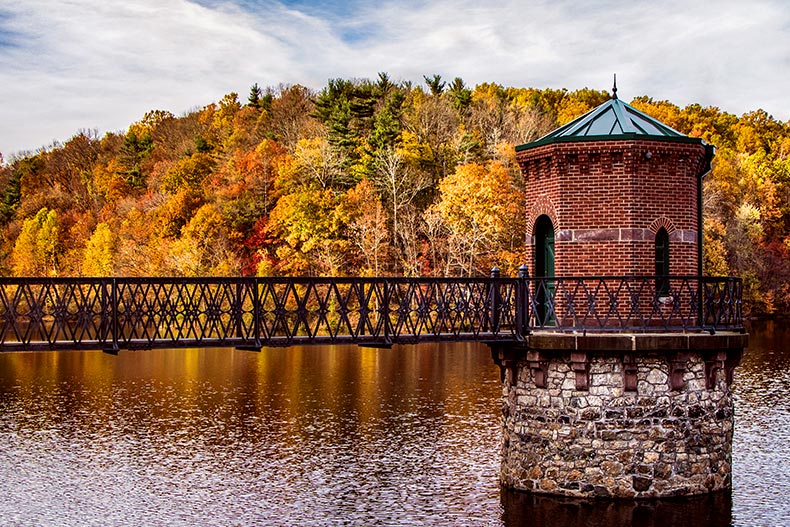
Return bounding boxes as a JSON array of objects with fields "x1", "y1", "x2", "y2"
[{"x1": 612, "y1": 73, "x2": 618, "y2": 100}]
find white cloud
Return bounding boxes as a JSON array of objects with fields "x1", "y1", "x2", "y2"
[{"x1": 0, "y1": 0, "x2": 788, "y2": 158}]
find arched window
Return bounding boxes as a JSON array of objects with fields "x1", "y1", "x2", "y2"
[
  {"x1": 534, "y1": 215, "x2": 555, "y2": 325},
  {"x1": 655, "y1": 227, "x2": 670, "y2": 295}
]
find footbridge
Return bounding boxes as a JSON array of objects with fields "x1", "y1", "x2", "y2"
[{"x1": 0, "y1": 268, "x2": 742, "y2": 353}]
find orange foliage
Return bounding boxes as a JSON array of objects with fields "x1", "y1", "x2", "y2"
[{"x1": 0, "y1": 78, "x2": 787, "y2": 316}]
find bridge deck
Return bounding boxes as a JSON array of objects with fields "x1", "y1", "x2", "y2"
[{"x1": 0, "y1": 275, "x2": 743, "y2": 352}]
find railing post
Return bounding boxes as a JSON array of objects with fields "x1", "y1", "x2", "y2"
[
  {"x1": 113, "y1": 278, "x2": 120, "y2": 352},
  {"x1": 100, "y1": 278, "x2": 108, "y2": 351},
  {"x1": 517, "y1": 264, "x2": 530, "y2": 338},
  {"x1": 490, "y1": 267, "x2": 501, "y2": 334},
  {"x1": 383, "y1": 279, "x2": 391, "y2": 345},
  {"x1": 253, "y1": 278, "x2": 262, "y2": 348},
  {"x1": 697, "y1": 275, "x2": 710, "y2": 330},
  {"x1": 102, "y1": 278, "x2": 119, "y2": 355},
  {"x1": 237, "y1": 277, "x2": 262, "y2": 351},
  {"x1": 735, "y1": 278, "x2": 744, "y2": 330},
  {"x1": 358, "y1": 281, "x2": 366, "y2": 337},
  {"x1": 235, "y1": 280, "x2": 243, "y2": 342}
]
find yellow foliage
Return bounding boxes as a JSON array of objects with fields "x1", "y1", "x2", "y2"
[
  {"x1": 398, "y1": 130, "x2": 431, "y2": 166},
  {"x1": 702, "y1": 218, "x2": 730, "y2": 276},
  {"x1": 164, "y1": 203, "x2": 239, "y2": 276},
  {"x1": 161, "y1": 152, "x2": 215, "y2": 193},
  {"x1": 266, "y1": 189, "x2": 348, "y2": 275},
  {"x1": 436, "y1": 162, "x2": 525, "y2": 275},
  {"x1": 629, "y1": 97, "x2": 685, "y2": 132},
  {"x1": 82, "y1": 222, "x2": 114, "y2": 276},
  {"x1": 155, "y1": 189, "x2": 204, "y2": 239},
  {"x1": 557, "y1": 99, "x2": 592, "y2": 125},
  {"x1": 11, "y1": 208, "x2": 60, "y2": 276},
  {"x1": 438, "y1": 162, "x2": 517, "y2": 237},
  {"x1": 471, "y1": 83, "x2": 506, "y2": 105}
]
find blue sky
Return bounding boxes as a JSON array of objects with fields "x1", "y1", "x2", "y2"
[{"x1": 1, "y1": 0, "x2": 789, "y2": 159}]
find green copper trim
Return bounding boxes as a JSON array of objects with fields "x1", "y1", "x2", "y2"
[{"x1": 515, "y1": 133, "x2": 712, "y2": 152}]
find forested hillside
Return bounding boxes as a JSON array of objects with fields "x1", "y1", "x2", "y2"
[{"x1": 1, "y1": 74, "x2": 788, "y2": 315}]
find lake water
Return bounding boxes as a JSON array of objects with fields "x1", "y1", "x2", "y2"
[{"x1": 0, "y1": 321, "x2": 787, "y2": 526}]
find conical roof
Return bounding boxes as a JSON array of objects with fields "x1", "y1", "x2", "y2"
[{"x1": 516, "y1": 93, "x2": 710, "y2": 152}]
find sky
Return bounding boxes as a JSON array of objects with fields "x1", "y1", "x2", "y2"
[{"x1": 1, "y1": 0, "x2": 789, "y2": 159}]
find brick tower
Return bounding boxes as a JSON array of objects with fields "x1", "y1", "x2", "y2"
[
  {"x1": 493, "y1": 80, "x2": 746, "y2": 499},
  {"x1": 516, "y1": 81, "x2": 714, "y2": 279}
]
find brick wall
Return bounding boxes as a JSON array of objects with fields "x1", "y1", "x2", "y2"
[{"x1": 518, "y1": 140, "x2": 708, "y2": 277}]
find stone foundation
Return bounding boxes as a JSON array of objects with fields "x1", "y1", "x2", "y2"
[{"x1": 493, "y1": 333, "x2": 746, "y2": 499}]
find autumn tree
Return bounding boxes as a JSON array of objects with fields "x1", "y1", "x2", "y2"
[
  {"x1": 82, "y1": 222, "x2": 114, "y2": 276},
  {"x1": 215, "y1": 138, "x2": 284, "y2": 255},
  {"x1": 468, "y1": 83, "x2": 511, "y2": 161},
  {"x1": 161, "y1": 152, "x2": 216, "y2": 193},
  {"x1": 166, "y1": 203, "x2": 240, "y2": 276},
  {"x1": 370, "y1": 146, "x2": 431, "y2": 260},
  {"x1": 114, "y1": 207, "x2": 159, "y2": 276},
  {"x1": 726, "y1": 203, "x2": 766, "y2": 312},
  {"x1": 435, "y1": 162, "x2": 525, "y2": 276},
  {"x1": 266, "y1": 84, "x2": 319, "y2": 149},
  {"x1": 339, "y1": 179, "x2": 389, "y2": 275},
  {"x1": 11, "y1": 207, "x2": 61, "y2": 276},
  {"x1": 403, "y1": 87, "x2": 459, "y2": 181},
  {"x1": 505, "y1": 87, "x2": 563, "y2": 145},
  {"x1": 265, "y1": 189, "x2": 348, "y2": 276},
  {"x1": 292, "y1": 137, "x2": 350, "y2": 190},
  {"x1": 0, "y1": 75, "x2": 788, "y2": 313},
  {"x1": 206, "y1": 92, "x2": 243, "y2": 152}
]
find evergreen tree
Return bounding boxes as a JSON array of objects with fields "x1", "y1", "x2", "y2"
[
  {"x1": 248, "y1": 83, "x2": 263, "y2": 108},
  {"x1": 117, "y1": 130, "x2": 153, "y2": 189},
  {"x1": 448, "y1": 77, "x2": 472, "y2": 112},
  {"x1": 423, "y1": 74, "x2": 446, "y2": 96}
]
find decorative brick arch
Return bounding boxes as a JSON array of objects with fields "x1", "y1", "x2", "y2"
[
  {"x1": 527, "y1": 195, "x2": 559, "y2": 235},
  {"x1": 648, "y1": 217, "x2": 677, "y2": 235}
]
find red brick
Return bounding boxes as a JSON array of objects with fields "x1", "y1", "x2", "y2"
[{"x1": 518, "y1": 140, "x2": 707, "y2": 277}]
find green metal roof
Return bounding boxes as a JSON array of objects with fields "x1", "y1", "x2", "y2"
[{"x1": 516, "y1": 95, "x2": 701, "y2": 152}]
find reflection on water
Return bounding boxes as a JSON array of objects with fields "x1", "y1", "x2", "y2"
[
  {"x1": 0, "y1": 344, "x2": 502, "y2": 526},
  {"x1": 0, "y1": 324, "x2": 787, "y2": 526},
  {"x1": 732, "y1": 320, "x2": 790, "y2": 527},
  {"x1": 501, "y1": 490, "x2": 732, "y2": 527}
]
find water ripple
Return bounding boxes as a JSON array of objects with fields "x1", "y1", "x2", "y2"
[{"x1": 0, "y1": 328, "x2": 787, "y2": 526}]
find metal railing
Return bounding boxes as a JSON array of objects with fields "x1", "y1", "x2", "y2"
[
  {"x1": 528, "y1": 275, "x2": 743, "y2": 333},
  {"x1": 0, "y1": 273, "x2": 743, "y2": 352}
]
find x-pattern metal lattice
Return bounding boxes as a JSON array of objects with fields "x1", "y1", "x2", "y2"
[{"x1": 0, "y1": 275, "x2": 743, "y2": 351}]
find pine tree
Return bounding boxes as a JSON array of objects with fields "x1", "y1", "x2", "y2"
[
  {"x1": 423, "y1": 74, "x2": 445, "y2": 96},
  {"x1": 248, "y1": 83, "x2": 263, "y2": 108}
]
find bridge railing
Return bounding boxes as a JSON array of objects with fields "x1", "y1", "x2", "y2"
[
  {"x1": 529, "y1": 276, "x2": 743, "y2": 332},
  {"x1": 0, "y1": 274, "x2": 742, "y2": 352}
]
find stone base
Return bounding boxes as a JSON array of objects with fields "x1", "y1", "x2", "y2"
[{"x1": 492, "y1": 332, "x2": 746, "y2": 499}]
